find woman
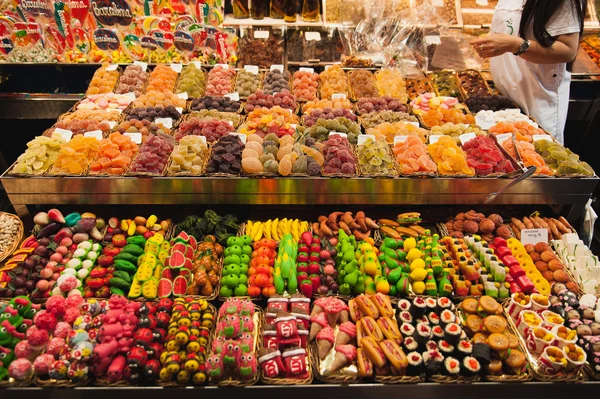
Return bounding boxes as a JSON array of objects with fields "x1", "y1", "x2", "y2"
[{"x1": 471, "y1": 0, "x2": 586, "y2": 143}]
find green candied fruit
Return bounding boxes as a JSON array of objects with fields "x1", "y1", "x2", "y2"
[
  {"x1": 369, "y1": 156, "x2": 382, "y2": 166},
  {"x1": 264, "y1": 133, "x2": 280, "y2": 144},
  {"x1": 260, "y1": 153, "x2": 275, "y2": 164},
  {"x1": 534, "y1": 140, "x2": 551, "y2": 152},
  {"x1": 579, "y1": 162, "x2": 595, "y2": 176},
  {"x1": 557, "y1": 160, "x2": 583, "y2": 175},
  {"x1": 292, "y1": 155, "x2": 308, "y2": 173},
  {"x1": 264, "y1": 159, "x2": 279, "y2": 173},
  {"x1": 264, "y1": 145, "x2": 278, "y2": 156}
]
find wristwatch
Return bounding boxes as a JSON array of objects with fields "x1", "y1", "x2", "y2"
[{"x1": 513, "y1": 39, "x2": 530, "y2": 56}]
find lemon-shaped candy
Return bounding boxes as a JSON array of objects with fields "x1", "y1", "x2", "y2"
[{"x1": 406, "y1": 248, "x2": 423, "y2": 263}]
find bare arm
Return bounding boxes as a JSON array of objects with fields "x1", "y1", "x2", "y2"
[{"x1": 471, "y1": 32, "x2": 579, "y2": 64}]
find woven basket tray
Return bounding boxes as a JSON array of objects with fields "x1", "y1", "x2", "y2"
[
  {"x1": 457, "y1": 69, "x2": 493, "y2": 99},
  {"x1": 309, "y1": 341, "x2": 358, "y2": 384},
  {"x1": 34, "y1": 377, "x2": 88, "y2": 388},
  {"x1": 426, "y1": 70, "x2": 465, "y2": 101},
  {"x1": 0, "y1": 212, "x2": 24, "y2": 263}
]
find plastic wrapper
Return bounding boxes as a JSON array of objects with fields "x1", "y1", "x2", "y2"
[
  {"x1": 287, "y1": 27, "x2": 341, "y2": 63},
  {"x1": 192, "y1": 25, "x2": 238, "y2": 65},
  {"x1": 237, "y1": 26, "x2": 284, "y2": 68},
  {"x1": 0, "y1": 16, "x2": 15, "y2": 62},
  {"x1": 194, "y1": 0, "x2": 225, "y2": 26},
  {"x1": 431, "y1": 31, "x2": 484, "y2": 71},
  {"x1": 9, "y1": 22, "x2": 52, "y2": 62},
  {"x1": 414, "y1": 0, "x2": 460, "y2": 25}
]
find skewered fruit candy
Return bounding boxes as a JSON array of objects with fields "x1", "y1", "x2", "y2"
[
  {"x1": 360, "y1": 111, "x2": 417, "y2": 129},
  {"x1": 12, "y1": 134, "x2": 65, "y2": 175},
  {"x1": 235, "y1": 69, "x2": 262, "y2": 98},
  {"x1": 463, "y1": 135, "x2": 515, "y2": 176},
  {"x1": 206, "y1": 135, "x2": 244, "y2": 175},
  {"x1": 421, "y1": 108, "x2": 475, "y2": 127},
  {"x1": 367, "y1": 121, "x2": 427, "y2": 143},
  {"x1": 319, "y1": 65, "x2": 349, "y2": 99},
  {"x1": 322, "y1": 135, "x2": 357, "y2": 175},
  {"x1": 347, "y1": 69, "x2": 379, "y2": 99},
  {"x1": 175, "y1": 64, "x2": 206, "y2": 98},
  {"x1": 263, "y1": 68, "x2": 291, "y2": 94},
  {"x1": 375, "y1": 68, "x2": 408, "y2": 103},
  {"x1": 86, "y1": 63, "x2": 119, "y2": 95},
  {"x1": 50, "y1": 135, "x2": 100, "y2": 175},
  {"x1": 501, "y1": 140, "x2": 554, "y2": 176},
  {"x1": 302, "y1": 108, "x2": 356, "y2": 127},
  {"x1": 533, "y1": 140, "x2": 594, "y2": 176},
  {"x1": 357, "y1": 136, "x2": 395, "y2": 175},
  {"x1": 115, "y1": 65, "x2": 148, "y2": 97},
  {"x1": 206, "y1": 65, "x2": 236, "y2": 96},
  {"x1": 89, "y1": 132, "x2": 139, "y2": 175},
  {"x1": 190, "y1": 96, "x2": 241, "y2": 113},
  {"x1": 428, "y1": 136, "x2": 475, "y2": 176},
  {"x1": 128, "y1": 135, "x2": 174, "y2": 174},
  {"x1": 292, "y1": 70, "x2": 319, "y2": 101},
  {"x1": 393, "y1": 136, "x2": 438, "y2": 175},
  {"x1": 168, "y1": 135, "x2": 209, "y2": 175},
  {"x1": 174, "y1": 117, "x2": 234, "y2": 143}
]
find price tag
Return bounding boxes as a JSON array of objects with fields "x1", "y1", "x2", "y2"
[
  {"x1": 244, "y1": 65, "x2": 259, "y2": 74},
  {"x1": 106, "y1": 64, "x2": 119, "y2": 71},
  {"x1": 433, "y1": 0, "x2": 443, "y2": 6},
  {"x1": 197, "y1": 136, "x2": 207, "y2": 145},
  {"x1": 254, "y1": 30, "x2": 269, "y2": 39},
  {"x1": 329, "y1": 132, "x2": 347, "y2": 138},
  {"x1": 505, "y1": 108, "x2": 522, "y2": 115},
  {"x1": 102, "y1": 120, "x2": 116, "y2": 129},
  {"x1": 229, "y1": 132, "x2": 247, "y2": 144},
  {"x1": 54, "y1": 128, "x2": 73, "y2": 142},
  {"x1": 495, "y1": 133, "x2": 512, "y2": 145},
  {"x1": 331, "y1": 93, "x2": 347, "y2": 100},
  {"x1": 122, "y1": 92, "x2": 137, "y2": 102},
  {"x1": 476, "y1": 0, "x2": 489, "y2": 5},
  {"x1": 459, "y1": 133, "x2": 477, "y2": 145},
  {"x1": 290, "y1": 124, "x2": 297, "y2": 130},
  {"x1": 533, "y1": 134, "x2": 552, "y2": 142},
  {"x1": 133, "y1": 61, "x2": 148, "y2": 71},
  {"x1": 305, "y1": 31, "x2": 321, "y2": 41},
  {"x1": 215, "y1": 63, "x2": 229, "y2": 69},
  {"x1": 325, "y1": 64, "x2": 332, "y2": 70},
  {"x1": 155, "y1": 117, "x2": 173, "y2": 129},
  {"x1": 357, "y1": 134, "x2": 375, "y2": 146},
  {"x1": 175, "y1": 107, "x2": 183, "y2": 114},
  {"x1": 299, "y1": 67, "x2": 315, "y2": 74},
  {"x1": 84, "y1": 130, "x2": 103, "y2": 140},
  {"x1": 177, "y1": 92, "x2": 188, "y2": 100},
  {"x1": 394, "y1": 135, "x2": 408, "y2": 144},
  {"x1": 521, "y1": 229, "x2": 548, "y2": 245},
  {"x1": 475, "y1": 114, "x2": 495, "y2": 130},
  {"x1": 227, "y1": 120, "x2": 234, "y2": 126},
  {"x1": 425, "y1": 35, "x2": 441, "y2": 45},
  {"x1": 406, "y1": 121, "x2": 420, "y2": 127},
  {"x1": 429, "y1": 135, "x2": 443, "y2": 144},
  {"x1": 270, "y1": 64, "x2": 284, "y2": 72},
  {"x1": 170, "y1": 64, "x2": 183, "y2": 73},
  {"x1": 124, "y1": 132, "x2": 142, "y2": 144},
  {"x1": 192, "y1": 61, "x2": 202, "y2": 69},
  {"x1": 224, "y1": 92, "x2": 240, "y2": 101}
]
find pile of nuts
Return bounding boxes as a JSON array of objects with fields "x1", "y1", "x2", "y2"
[{"x1": 0, "y1": 214, "x2": 20, "y2": 254}]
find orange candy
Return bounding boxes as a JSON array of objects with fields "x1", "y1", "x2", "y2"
[
  {"x1": 489, "y1": 121, "x2": 546, "y2": 143},
  {"x1": 146, "y1": 65, "x2": 179, "y2": 93},
  {"x1": 89, "y1": 132, "x2": 139, "y2": 175},
  {"x1": 393, "y1": 136, "x2": 438, "y2": 175},
  {"x1": 51, "y1": 136, "x2": 100, "y2": 175},
  {"x1": 427, "y1": 136, "x2": 475, "y2": 176},
  {"x1": 421, "y1": 108, "x2": 475, "y2": 127},
  {"x1": 86, "y1": 63, "x2": 119, "y2": 95},
  {"x1": 501, "y1": 139, "x2": 554, "y2": 176}
]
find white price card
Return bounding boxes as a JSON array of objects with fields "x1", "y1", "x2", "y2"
[
  {"x1": 170, "y1": 64, "x2": 183, "y2": 73},
  {"x1": 244, "y1": 65, "x2": 259, "y2": 74},
  {"x1": 175, "y1": 107, "x2": 183, "y2": 114},
  {"x1": 357, "y1": 134, "x2": 375, "y2": 146},
  {"x1": 123, "y1": 92, "x2": 137, "y2": 102},
  {"x1": 433, "y1": 0, "x2": 443, "y2": 6},
  {"x1": 102, "y1": 120, "x2": 116, "y2": 129},
  {"x1": 495, "y1": 133, "x2": 512, "y2": 145},
  {"x1": 54, "y1": 128, "x2": 73, "y2": 142},
  {"x1": 106, "y1": 64, "x2": 119, "y2": 71},
  {"x1": 215, "y1": 63, "x2": 229, "y2": 69},
  {"x1": 394, "y1": 135, "x2": 408, "y2": 144},
  {"x1": 177, "y1": 92, "x2": 188, "y2": 100},
  {"x1": 224, "y1": 92, "x2": 240, "y2": 101},
  {"x1": 475, "y1": 114, "x2": 495, "y2": 130},
  {"x1": 155, "y1": 118, "x2": 173, "y2": 129},
  {"x1": 197, "y1": 136, "x2": 207, "y2": 145},
  {"x1": 124, "y1": 132, "x2": 142, "y2": 144},
  {"x1": 476, "y1": 0, "x2": 489, "y2": 5},
  {"x1": 229, "y1": 132, "x2": 247, "y2": 144},
  {"x1": 521, "y1": 229, "x2": 549, "y2": 245},
  {"x1": 228, "y1": 120, "x2": 234, "y2": 126},
  {"x1": 270, "y1": 64, "x2": 284, "y2": 72},
  {"x1": 305, "y1": 31, "x2": 321, "y2": 41},
  {"x1": 111, "y1": 109, "x2": 123, "y2": 114},
  {"x1": 290, "y1": 124, "x2": 297, "y2": 130},
  {"x1": 459, "y1": 133, "x2": 477, "y2": 146},
  {"x1": 254, "y1": 30, "x2": 269, "y2": 39},
  {"x1": 425, "y1": 35, "x2": 441, "y2": 45},
  {"x1": 532, "y1": 134, "x2": 552, "y2": 142},
  {"x1": 429, "y1": 135, "x2": 443, "y2": 144},
  {"x1": 406, "y1": 121, "x2": 420, "y2": 127},
  {"x1": 133, "y1": 61, "x2": 147, "y2": 71},
  {"x1": 331, "y1": 93, "x2": 347, "y2": 100},
  {"x1": 299, "y1": 67, "x2": 314, "y2": 74},
  {"x1": 329, "y1": 132, "x2": 347, "y2": 138},
  {"x1": 84, "y1": 130, "x2": 103, "y2": 140},
  {"x1": 192, "y1": 61, "x2": 202, "y2": 69}
]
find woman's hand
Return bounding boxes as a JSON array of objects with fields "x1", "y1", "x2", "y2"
[{"x1": 471, "y1": 34, "x2": 522, "y2": 58}]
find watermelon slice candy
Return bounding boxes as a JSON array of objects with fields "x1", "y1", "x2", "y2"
[
  {"x1": 173, "y1": 231, "x2": 190, "y2": 245},
  {"x1": 188, "y1": 235, "x2": 198, "y2": 251},
  {"x1": 184, "y1": 245, "x2": 194, "y2": 260},
  {"x1": 168, "y1": 251, "x2": 186, "y2": 268},
  {"x1": 161, "y1": 267, "x2": 174, "y2": 280},
  {"x1": 171, "y1": 243, "x2": 187, "y2": 255},
  {"x1": 179, "y1": 268, "x2": 191, "y2": 281},
  {"x1": 158, "y1": 278, "x2": 173, "y2": 298},
  {"x1": 173, "y1": 275, "x2": 188, "y2": 297},
  {"x1": 184, "y1": 258, "x2": 193, "y2": 270}
]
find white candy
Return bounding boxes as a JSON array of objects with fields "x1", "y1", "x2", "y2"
[
  {"x1": 78, "y1": 241, "x2": 92, "y2": 250},
  {"x1": 580, "y1": 294, "x2": 597, "y2": 309}
]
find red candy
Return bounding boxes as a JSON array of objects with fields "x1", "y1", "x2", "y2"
[
  {"x1": 463, "y1": 135, "x2": 515, "y2": 175},
  {"x1": 174, "y1": 117, "x2": 234, "y2": 143}
]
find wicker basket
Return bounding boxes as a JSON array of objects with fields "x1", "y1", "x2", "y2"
[
  {"x1": 309, "y1": 342, "x2": 358, "y2": 384},
  {"x1": 374, "y1": 374, "x2": 424, "y2": 384},
  {"x1": 457, "y1": 69, "x2": 493, "y2": 99},
  {"x1": 0, "y1": 376, "x2": 34, "y2": 387},
  {"x1": 426, "y1": 70, "x2": 465, "y2": 101},
  {"x1": 0, "y1": 212, "x2": 24, "y2": 263},
  {"x1": 427, "y1": 374, "x2": 480, "y2": 384}
]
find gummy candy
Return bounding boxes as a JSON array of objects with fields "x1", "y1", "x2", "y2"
[
  {"x1": 168, "y1": 136, "x2": 209, "y2": 175},
  {"x1": 393, "y1": 136, "x2": 438, "y2": 175},
  {"x1": 428, "y1": 136, "x2": 475, "y2": 176},
  {"x1": 357, "y1": 137, "x2": 395, "y2": 176}
]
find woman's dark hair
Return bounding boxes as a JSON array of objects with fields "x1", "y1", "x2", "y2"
[{"x1": 519, "y1": 0, "x2": 586, "y2": 70}]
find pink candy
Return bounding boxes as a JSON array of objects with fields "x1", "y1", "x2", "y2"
[{"x1": 78, "y1": 92, "x2": 133, "y2": 111}]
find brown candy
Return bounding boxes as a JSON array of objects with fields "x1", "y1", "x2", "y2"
[
  {"x1": 463, "y1": 220, "x2": 479, "y2": 234},
  {"x1": 479, "y1": 219, "x2": 496, "y2": 234},
  {"x1": 487, "y1": 213, "x2": 504, "y2": 228}
]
